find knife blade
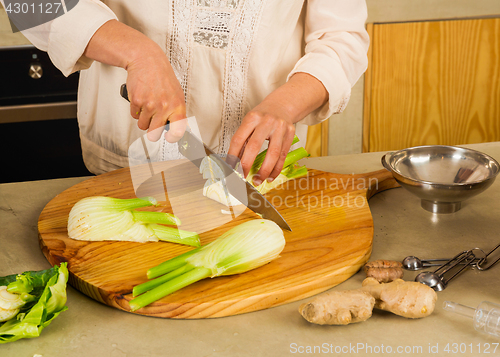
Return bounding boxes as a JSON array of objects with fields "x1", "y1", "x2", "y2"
[
  {"x1": 180, "y1": 129, "x2": 292, "y2": 231},
  {"x1": 120, "y1": 84, "x2": 291, "y2": 231}
]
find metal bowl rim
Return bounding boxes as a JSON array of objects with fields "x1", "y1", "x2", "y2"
[{"x1": 384, "y1": 145, "x2": 500, "y2": 187}]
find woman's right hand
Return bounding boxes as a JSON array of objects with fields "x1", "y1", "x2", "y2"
[
  {"x1": 83, "y1": 20, "x2": 187, "y2": 142},
  {"x1": 125, "y1": 45, "x2": 187, "y2": 142}
]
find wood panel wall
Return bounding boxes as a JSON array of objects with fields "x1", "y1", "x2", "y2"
[
  {"x1": 305, "y1": 119, "x2": 329, "y2": 157},
  {"x1": 363, "y1": 18, "x2": 500, "y2": 152}
]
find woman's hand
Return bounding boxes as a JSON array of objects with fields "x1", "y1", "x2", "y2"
[
  {"x1": 228, "y1": 103, "x2": 296, "y2": 186},
  {"x1": 228, "y1": 72, "x2": 329, "y2": 185},
  {"x1": 84, "y1": 20, "x2": 186, "y2": 142},
  {"x1": 125, "y1": 47, "x2": 186, "y2": 142}
]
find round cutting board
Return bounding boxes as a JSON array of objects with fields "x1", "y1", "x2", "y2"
[{"x1": 38, "y1": 164, "x2": 398, "y2": 318}]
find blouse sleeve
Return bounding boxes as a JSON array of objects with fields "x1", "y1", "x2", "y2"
[
  {"x1": 7, "y1": 0, "x2": 117, "y2": 76},
  {"x1": 288, "y1": 0, "x2": 370, "y2": 125}
]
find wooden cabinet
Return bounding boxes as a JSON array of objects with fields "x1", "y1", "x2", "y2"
[
  {"x1": 363, "y1": 18, "x2": 500, "y2": 152},
  {"x1": 305, "y1": 119, "x2": 329, "y2": 157}
]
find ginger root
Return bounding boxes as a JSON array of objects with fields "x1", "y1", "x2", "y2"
[
  {"x1": 361, "y1": 278, "x2": 437, "y2": 318},
  {"x1": 364, "y1": 259, "x2": 404, "y2": 283},
  {"x1": 299, "y1": 290, "x2": 375, "y2": 325},
  {"x1": 299, "y1": 278, "x2": 437, "y2": 325}
]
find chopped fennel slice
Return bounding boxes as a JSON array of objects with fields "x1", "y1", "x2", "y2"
[
  {"x1": 202, "y1": 179, "x2": 243, "y2": 207},
  {"x1": 199, "y1": 154, "x2": 225, "y2": 180},
  {"x1": 199, "y1": 138, "x2": 309, "y2": 206},
  {"x1": 67, "y1": 196, "x2": 200, "y2": 247},
  {"x1": 199, "y1": 155, "x2": 244, "y2": 207}
]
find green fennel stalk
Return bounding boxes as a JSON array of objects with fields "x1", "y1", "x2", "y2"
[
  {"x1": 247, "y1": 136, "x2": 310, "y2": 194},
  {"x1": 248, "y1": 135, "x2": 301, "y2": 178}
]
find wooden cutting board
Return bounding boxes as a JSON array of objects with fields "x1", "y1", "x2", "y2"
[{"x1": 38, "y1": 163, "x2": 398, "y2": 318}]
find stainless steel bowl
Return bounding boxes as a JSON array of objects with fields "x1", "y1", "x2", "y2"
[{"x1": 382, "y1": 145, "x2": 500, "y2": 213}]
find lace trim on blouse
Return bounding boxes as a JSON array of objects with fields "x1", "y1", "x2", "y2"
[
  {"x1": 162, "y1": 0, "x2": 266, "y2": 161},
  {"x1": 220, "y1": 0, "x2": 266, "y2": 154}
]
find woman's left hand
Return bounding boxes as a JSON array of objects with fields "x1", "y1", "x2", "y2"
[
  {"x1": 228, "y1": 72, "x2": 329, "y2": 186},
  {"x1": 228, "y1": 102, "x2": 296, "y2": 186}
]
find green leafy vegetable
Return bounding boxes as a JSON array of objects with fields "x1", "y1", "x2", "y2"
[
  {"x1": 67, "y1": 196, "x2": 200, "y2": 247},
  {"x1": 129, "y1": 219, "x2": 285, "y2": 311},
  {"x1": 0, "y1": 263, "x2": 69, "y2": 344},
  {"x1": 3, "y1": 267, "x2": 57, "y2": 294}
]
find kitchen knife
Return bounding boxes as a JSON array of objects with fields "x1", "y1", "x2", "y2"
[{"x1": 120, "y1": 84, "x2": 291, "y2": 231}]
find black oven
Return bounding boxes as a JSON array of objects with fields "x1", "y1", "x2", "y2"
[{"x1": 0, "y1": 45, "x2": 93, "y2": 183}]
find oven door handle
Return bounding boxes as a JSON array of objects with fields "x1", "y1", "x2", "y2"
[{"x1": 0, "y1": 101, "x2": 77, "y2": 124}]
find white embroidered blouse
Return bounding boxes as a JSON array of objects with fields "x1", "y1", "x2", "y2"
[{"x1": 19, "y1": 0, "x2": 370, "y2": 174}]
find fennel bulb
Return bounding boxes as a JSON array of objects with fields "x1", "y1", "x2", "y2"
[{"x1": 129, "y1": 219, "x2": 285, "y2": 311}]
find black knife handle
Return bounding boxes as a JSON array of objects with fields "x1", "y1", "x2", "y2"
[{"x1": 120, "y1": 84, "x2": 130, "y2": 102}]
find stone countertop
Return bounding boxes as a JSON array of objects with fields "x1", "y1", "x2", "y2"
[{"x1": 1, "y1": 142, "x2": 500, "y2": 356}]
